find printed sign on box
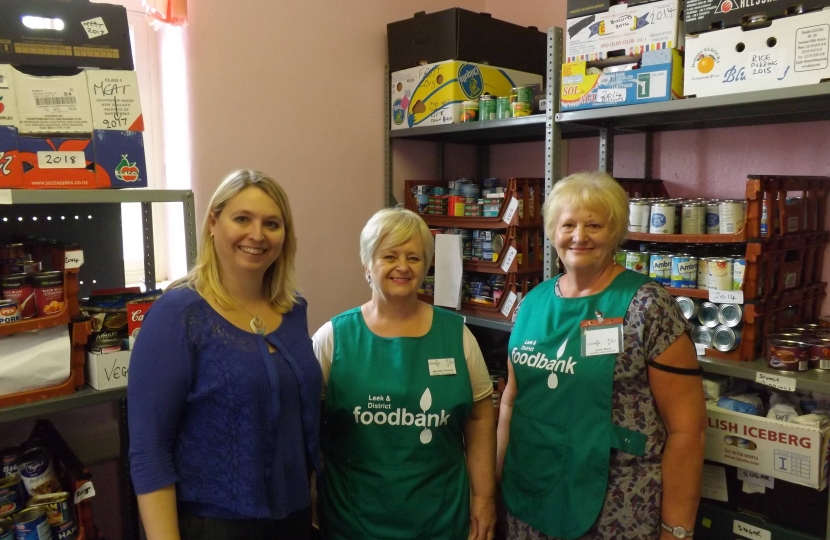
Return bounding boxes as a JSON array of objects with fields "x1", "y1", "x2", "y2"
[
  {"x1": 85, "y1": 70, "x2": 144, "y2": 131},
  {"x1": 685, "y1": 8, "x2": 830, "y2": 97},
  {"x1": 13, "y1": 69, "x2": 93, "y2": 134},
  {"x1": 705, "y1": 402, "x2": 830, "y2": 489},
  {"x1": 565, "y1": 0, "x2": 682, "y2": 62}
]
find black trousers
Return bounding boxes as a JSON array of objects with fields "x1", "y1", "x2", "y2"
[{"x1": 178, "y1": 507, "x2": 316, "y2": 540}]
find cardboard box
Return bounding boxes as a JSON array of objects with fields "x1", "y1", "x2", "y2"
[
  {"x1": 13, "y1": 69, "x2": 92, "y2": 134},
  {"x1": 685, "y1": 0, "x2": 830, "y2": 35},
  {"x1": 387, "y1": 9, "x2": 547, "y2": 75},
  {"x1": 126, "y1": 299, "x2": 155, "y2": 350},
  {"x1": 565, "y1": 0, "x2": 683, "y2": 62},
  {"x1": 568, "y1": 0, "x2": 668, "y2": 19},
  {"x1": 0, "y1": 126, "x2": 22, "y2": 188},
  {"x1": 695, "y1": 501, "x2": 822, "y2": 540},
  {"x1": 391, "y1": 61, "x2": 542, "y2": 130},
  {"x1": 561, "y1": 48, "x2": 683, "y2": 111},
  {"x1": 705, "y1": 402, "x2": 830, "y2": 489},
  {"x1": 85, "y1": 70, "x2": 144, "y2": 131},
  {"x1": 685, "y1": 8, "x2": 830, "y2": 98},
  {"x1": 0, "y1": 0, "x2": 133, "y2": 70},
  {"x1": 0, "y1": 65, "x2": 19, "y2": 127},
  {"x1": 85, "y1": 349, "x2": 130, "y2": 390}
]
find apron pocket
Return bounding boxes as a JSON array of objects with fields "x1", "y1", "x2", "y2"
[
  {"x1": 346, "y1": 458, "x2": 458, "y2": 539},
  {"x1": 504, "y1": 412, "x2": 570, "y2": 497}
]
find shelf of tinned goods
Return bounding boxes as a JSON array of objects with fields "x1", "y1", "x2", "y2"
[
  {"x1": 0, "y1": 265, "x2": 81, "y2": 337},
  {"x1": 698, "y1": 355, "x2": 830, "y2": 395}
]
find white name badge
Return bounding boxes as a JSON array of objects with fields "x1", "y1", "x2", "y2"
[
  {"x1": 428, "y1": 358, "x2": 457, "y2": 376},
  {"x1": 580, "y1": 316, "x2": 624, "y2": 357}
]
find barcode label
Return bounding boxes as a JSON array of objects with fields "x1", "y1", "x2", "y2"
[
  {"x1": 34, "y1": 95, "x2": 76, "y2": 106},
  {"x1": 725, "y1": 223, "x2": 735, "y2": 233}
]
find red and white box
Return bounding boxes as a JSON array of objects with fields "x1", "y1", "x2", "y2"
[{"x1": 126, "y1": 299, "x2": 155, "y2": 350}]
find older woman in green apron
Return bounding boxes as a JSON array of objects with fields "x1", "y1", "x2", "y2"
[
  {"x1": 313, "y1": 208, "x2": 497, "y2": 540},
  {"x1": 497, "y1": 171, "x2": 707, "y2": 540}
]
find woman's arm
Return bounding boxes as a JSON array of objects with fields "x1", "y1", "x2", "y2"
[
  {"x1": 137, "y1": 486, "x2": 181, "y2": 540},
  {"x1": 464, "y1": 396, "x2": 496, "y2": 540},
  {"x1": 496, "y1": 359, "x2": 516, "y2": 483},
  {"x1": 648, "y1": 332, "x2": 707, "y2": 539}
]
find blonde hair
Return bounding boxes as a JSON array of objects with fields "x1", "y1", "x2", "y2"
[
  {"x1": 359, "y1": 208, "x2": 434, "y2": 268},
  {"x1": 542, "y1": 171, "x2": 629, "y2": 249},
  {"x1": 170, "y1": 169, "x2": 299, "y2": 313}
]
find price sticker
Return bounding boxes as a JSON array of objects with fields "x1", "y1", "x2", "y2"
[
  {"x1": 64, "y1": 250, "x2": 84, "y2": 269},
  {"x1": 502, "y1": 197, "x2": 519, "y2": 224},
  {"x1": 500, "y1": 246, "x2": 517, "y2": 272},
  {"x1": 755, "y1": 372, "x2": 796, "y2": 392},
  {"x1": 596, "y1": 88, "x2": 626, "y2": 104},
  {"x1": 81, "y1": 17, "x2": 109, "y2": 39},
  {"x1": 709, "y1": 289, "x2": 744, "y2": 304},
  {"x1": 500, "y1": 291, "x2": 517, "y2": 317},
  {"x1": 37, "y1": 151, "x2": 85, "y2": 169},
  {"x1": 74, "y1": 481, "x2": 96, "y2": 503}
]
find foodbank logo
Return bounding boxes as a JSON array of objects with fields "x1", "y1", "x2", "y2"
[
  {"x1": 457, "y1": 63, "x2": 483, "y2": 99},
  {"x1": 115, "y1": 155, "x2": 140, "y2": 182},
  {"x1": 351, "y1": 388, "x2": 449, "y2": 445},
  {"x1": 392, "y1": 98, "x2": 405, "y2": 125}
]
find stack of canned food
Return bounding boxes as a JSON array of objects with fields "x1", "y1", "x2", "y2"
[
  {"x1": 419, "y1": 272, "x2": 506, "y2": 306},
  {"x1": 412, "y1": 178, "x2": 505, "y2": 217},
  {"x1": 629, "y1": 198, "x2": 746, "y2": 235},
  {"x1": 617, "y1": 247, "x2": 746, "y2": 291},
  {"x1": 765, "y1": 323, "x2": 830, "y2": 372},
  {"x1": 0, "y1": 238, "x2": 72, "y2": 326},
  {"x1": 461, "y1": 84, "x2": 537, "y2": 123},
  {"x1": 678, "y1": 298, "x2": 743, "y2": 352},
  {"x1": 429, "y1": 228, "x2": 505, "y2": 262},
  {"x1": 0, "y1": 445, "x2": 79, "y2": 540}
]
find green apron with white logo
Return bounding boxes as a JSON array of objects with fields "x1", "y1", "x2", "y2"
[
  {"x1": 321, "y1": 306, "x2": 473, "y2": 540},
  {"x1": 502, "y1": 270, "x2": 650, "y2": 539}
]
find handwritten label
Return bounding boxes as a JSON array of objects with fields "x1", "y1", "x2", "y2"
[
  {"x1": 81, "y1": 17, "x2": 109, "y2": 39},
  {"x1": 502, "y1": 197, "x2": 519, "y2": 224},
  {"x1": 0, "y1": 189, "x2": 11, "y2": 205},
  {"x1": 755, "y1": 372, "x2": 796, "y2": 392},
  {"x1": 64, "y1": 250, "x2": 84, "y2": 269},
  {"x1": 695, "y1": 343, "x2": 706, "y2": 356},
  {"x1": 500, "y1": 246, "x2": 517, "y2": 272},
  {"x1": 85, "y1": 71, "x2": 142, "y2": 131},
  {"x1": 74, "y1": 481, "x2": 96, "y2": 503},
  {"x1": 709, "y1": 289, "x2": 744, "y2": 304},
  {"x1": 738, "y1": 468, "x2": 774, "y2": 489},
  {"x1": 746, "y1": 50, "x2": 784, "y2": 80},
  {"x1": 702, "y1": 464, "x2": 729, "y2": 502},
  {"x1": 733, "y1": 520, "x2": 771, "y2": 540},
  {"x1": 596, "y1": 88, "x2": 626, "y2": 104},
  {"x1": 500, "y1": 291, "x2": 517, "y2": 317},
  {"x1": 37, "y1": 151, "x2": 85, "y2": 169}
]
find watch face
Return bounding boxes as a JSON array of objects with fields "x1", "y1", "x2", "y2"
[{"x1": 673, "y1": 526, "x2": 687, "y2": 539}]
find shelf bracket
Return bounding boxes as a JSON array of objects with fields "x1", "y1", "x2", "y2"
[
  {"x1": 182, "y1": 191, "x2": 197, "y2": 272},
  {"x1": 599, "y1": 127, "x2": 614, "y2": 174},
  {"x1": 141, "y1": 202, "x2": 156, "y2": 291},
  {"x1": 384, "y1": 65, "x2": 398, "y2": 207},
  {"x1": 545, "y1": 27, "x2": 563, "y2": 281}
]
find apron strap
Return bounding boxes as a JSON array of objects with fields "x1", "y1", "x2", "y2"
[{"x1": 610, "y1": 425, "x2": 647, "y2": 457}]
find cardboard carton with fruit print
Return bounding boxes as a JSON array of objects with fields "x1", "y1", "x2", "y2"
[
  {"x1": 685, "y1": 0, "x2": 830, "y2": 35},
  {"x1": 685, "y1": 8, "x2": 830, "y2": 97}
]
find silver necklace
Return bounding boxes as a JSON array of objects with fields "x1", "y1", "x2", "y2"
[{"x1": 236, "y1": 299, "x2": 266, "y2": 335}]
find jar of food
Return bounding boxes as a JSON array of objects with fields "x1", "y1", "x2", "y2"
[{"x1": 32, "y1": 271, "x2": 65, "y2": 318}]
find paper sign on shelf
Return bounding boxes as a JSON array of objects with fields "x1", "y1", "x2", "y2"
[
  {"x1": 37, "y1": 151, "x2": 86, "y2": 169},
  {"x1": 709, "y1": 289, "x2": 744, "y2": 304},
  {"x1": 701, "y1": 464, "x2": 729, "y2": 502},
  {"x1": 502, "y1": 197, "x2": 519, "y2": 224},
  {"x1": 64, "y1": 250, "x2": 84, "y2": 269},
  {"x1": 742, "y1": 481, "x2": 766, "y2": 494},
  {"x1": 81, "y1": 17, "x2": 109, "y2": 39},
  {"x1": 500, "y1": 246, "x2": 517, "y2": 272},
  {"x1": 755, "y1": 372, "x2": 796, "y2": 392},
  {"x1": 738, "y1": 468, "x2": 774, "y2": 489},
  {"x1": 74, "y1": 481, "x2": 96, "y2": 503},
  {"x1": 434, "y1": 234, "x2": 463, "y2": 310},
  {"x1": 500, "y1": 291, "x2": 518, "y2": 317},
  {"x1": 733, "y1": 520, "x2": 771, "y2": 540}
]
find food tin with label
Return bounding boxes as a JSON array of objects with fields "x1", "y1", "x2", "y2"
[
  {"x1": 713, "y1": 325, "x2": 741, "y2": 352},
  {"x1": 50, "y1": 518, "x2": 76, "y2": 540},
  {"x1": 32, "y1": 272, "x2": 64, "y2": 319},
  {"x1": 27, "y1": 493, "x2": 72, "y2": 527},
  {"x1": 648, "y1": 252, "x2": 673, "y2": 285},
  {"x1": 717, "y1": 304, "x2": 742, "y2": 327},
  {"x1": 496, "y1": 96, "x2": 511, "y2": 119},
  {"x1": 0, "y1": 300, "x2": 20, "y2": 325},
  {"x1": 698, "y1": 302, "x2": 720, "y2": 328},
  {"x1": 707, "y1": 258, "x2": 733, "y2": 291},
  {"x1": 460, "y1": 100, "x2": 478, "y2": 122},
  {"x1": 675, "y1": 297, "x2": 698, "y2": 320},
  {"x1": 719, "y1": 199, "x2": 746, "y2": 234},
  {"x1": 671, "y1": 255, "x2": 698, "y2": 288},
  {"x1": 705, "y1": 201, "x2": 721, "y2": 234},
  {"x1": 0, "y1": 449, "x2": 17, "y2": 480},
  {"x1": 681, "y1": 203, "x2": 706, "y2": 234},
  {"x1": 648, "y1": 202, "x2": 675, "y2": 234},
  {"x1": 11, "y1": 508, "x2": 51, "y2": 540},
  {"x1": 614, "y1": 250, "x2": 628, "y2": 267},
  {"x1": 17, "y1": 448, "x2": 60, "y2": 497},
  {"x1": 804, "y1": 338, "x2": 830, "y2": 370},
  {"x1": 768, "y1": 339, "x2": 810, "y2": 372},
  {"x1": 1, "y1": 274, "x2": 36, "y2": 320},
  {"x1": 510, "y1": 101, "x2": 531, "y2": 117},
  {"x1": 691, "y1": 326, "x2": 714, "y2": 347},
  {"x1": 732, "y1": 258, "x2": 746, "y2": 291},
  {"x1": 0, "y1": 519, "x2": 12, "y2": 540},
  {"x1": 625, "y1": 251, "x2": 649, "y2": 274},
  {"x1": 0, "y1": 475, "x2": 25, "y2": 519},
  {"x1": 697, "y1": 257, "x2": 710, "y2": 290},
  {"x1": 628, "y1": 200, "x2": 651, "y2": 233},
  {"x1": 479, "y1": 94, "x2": 496, "y2": 121}
]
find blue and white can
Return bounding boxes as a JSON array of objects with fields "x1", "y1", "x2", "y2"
[
  {"x1": 649, "y1": 252, "x2": 673, "y2": 285},
  {"x1": 733, "y1": 258, "x2": 746, "y2": 291},
  {"x1": 50, "y1": 519, "x2": 77, "y2": 540},
  {"x1": 649, "y1": 203, "x2": 675, "y2": 234},
  {"x1": 671, "y1": 255, "x2": 698, "y2": 288},
  {"x1": 706, "y1": 201, "x2": 721, "y2": 234},
  {"x1": 17, "y1": 448, "x2": 60, "y2": 497},
  {"x1": 12, "y1": 508, "x2": 52, "y2": 540}
]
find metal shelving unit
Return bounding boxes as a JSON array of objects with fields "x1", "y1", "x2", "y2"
[
  {"x1": 0, "y1": 386, "x2": 127, "y2": 424},
  {"x1": 699, "y1": 356, "x2": 830, "y2": 394}
]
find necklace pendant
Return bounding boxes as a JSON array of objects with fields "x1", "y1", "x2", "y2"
[{"x1": 250, "y1": 315, "x2": 266, "y2": 335}]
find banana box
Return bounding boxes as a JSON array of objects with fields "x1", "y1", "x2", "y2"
[
  {"x1": 685, "y1": 8, "x2": 830, "y2": 97},
  {"x1": 390, "y1": 61, "x2": 542, "y2": 130},
  {"x1": 561, "y1": 49, "x2": 684, "y2": 111},
  {"x1": 566, "y1": 0, "x2": 683, "y2": 62}
]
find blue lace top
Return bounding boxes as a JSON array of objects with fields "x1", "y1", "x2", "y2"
[{"x1": 127, "y1": 287, "x2": 322, "y2": 519}]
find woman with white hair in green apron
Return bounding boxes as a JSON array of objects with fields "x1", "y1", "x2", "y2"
[
  {"x1": 313, "y1": 208, "x2": 497, "y2": 540},
  {"x1": 498, "y1": 171, "x2": 707, "y2": 540}
]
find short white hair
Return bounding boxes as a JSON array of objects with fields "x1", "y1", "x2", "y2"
[{"x1": 359, "y1": 208, "x2": 434, "y2": 268}]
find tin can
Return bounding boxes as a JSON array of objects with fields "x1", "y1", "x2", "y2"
[
  {"x1": 675, "y1": 297, "x2": 699, "y2": 320},
  {"x1": 649, "y1": 202, "x2": 675, "y2": 234},
  {"x1": 804, "y1": 338, "x2": 830, "y2": 370},
  {"x1": 0, "y1": 300, "x2": 20, "y2": 325},
  {"x1": 628, "y1": 200, "x2": 651, "y2": 233},
  {"x1": 17, "y1": 448, "x2": 60, "y2": 497},
  {"x1": 12, "y1": 508, "x2": 52, "y2": 540},
  {"x1": 0, "y1": 520, "x2": 12, "y2": 540},
  {"x1": 691, "y1": 326, "x2": 714, "y2": 347},
  {"x1": 0, "y1": 475, "x2": 25, "y2": 519},
  {"x1": 713, "y1": 325, "x2": 741, "y2": 352},
  {"x1": 760, "y1": 192, "x2": 771, "y2": 237},
  {"x1": 511, "y1": 85, "x2": 534, "y2": 104},
  {"x1": 648, "y1": 253, "x2": 673, "y2": 285},
  {"x1": 33, "y1": 272, "x2": 64, "y2": 318},
  {"x1": 698, "y1": 302, "x2": 720, "y2": 328},
  {"x1": 717, "y1": 304, "x2": 743, "y2": 327},
  {"x1": 681, "y1": 203, "x2": 706, "y2": 234},
  {"x1": 1, "y1": 275, "x2": 36, "y2": 320},
  {"x1": 705, "y1": 201, "x2": 721, "y2": 234},
  {"x1": 625, "y1": 251, "x2": 649, "y2": 274},
  {"x1": 0, "y1": 449, "x2": 18, "y2": 480},
  {"x1": 671, "y1": 255, "x2": 698, "y2": 288},
  {"x1": 50, "y1": 519, "x2": 76, "y2": 540},
  {"x1": 27, "y1": 493, "x2": 72, "y2": 527},
  {"x1": 479, "y1": 94, "x2": 496, "y2": 121},
  {"x1": 768, "y1": 339, "x2": 810, "y2": 372},
  {"x1": 496, "y1": 96, "x2": 511, "y2": 119},
  {"x1": 707, "y1": 258, "x2": 733, "y2": 291},
  {"x1": 510, "y1": 101, "x2": 531, "y2": 117},
  {"x1": 614, "y1": 250, "x2": 628, "y2": 267},
  {"x1": 460, "y1": 100, "x2": 479, "y2": 122},
  {"x1": 719, "y1": 199, "x2": 745, "y2": 234},
  {"x1": 733, "y1": 258, "x2": 746, "y2": 291},
  {"x1": 697, "y1": 258, "x2": 710, "y2": 290}
]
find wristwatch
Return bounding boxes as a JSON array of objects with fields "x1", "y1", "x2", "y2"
[{"x1": 661, "y1": 523, "x2": 694, "y2": 538}]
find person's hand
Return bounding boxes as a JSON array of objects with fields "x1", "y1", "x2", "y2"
[{"x1": 468, "y1": 494, "x2": 496, "y2": 540}]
